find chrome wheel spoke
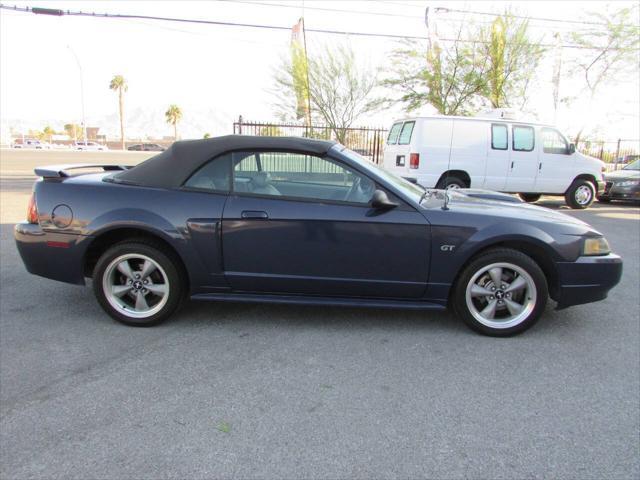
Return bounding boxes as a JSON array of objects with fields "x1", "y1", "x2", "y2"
[
  {"x1": 488, "y1": 267, "x2": 503, "y2": 286},
  {"x1": 139, "y1": 260, "x2": 157, "y2": 280},
  {"x1": 505, "y1": 275, "x2": 527, "y2": 293},
  {"x1": 146, "y1": 283, "x2": 167, "y2": 296},
  {"x1": 116, "y1": 260, "x2": 134, "y2": 279},
  {"x1": 471, "y1": 284, "x2": 492, "y2": 298},
  {"x1": 504, "y1": 298, "x2": 524, "y2": 316},
  {"x1": 480, "y1": 299, "x2": 498, "y2": 319},
  {"x1": 112, "y1": 285, "x2": 131, "y2": 297},
  {"x1": 135, "y1": 291, "x2": 149, "y2": 311}
]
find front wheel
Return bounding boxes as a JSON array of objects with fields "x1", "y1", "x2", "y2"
[
  {"x1": 93, "y1": 241, "x2": 184, "y2": 326},
  {"x1": 565, "y1": 180, "x2": 595, "y2": 209},
  {"x1": 437, "y1": 175, "x2": 466, "y2": 190},
  {"x1": 453, "y1": 248, "x2": 548, "y2": 336}
]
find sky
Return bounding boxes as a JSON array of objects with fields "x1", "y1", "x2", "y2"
[{"x1": 0, "y1": 0, "x2": 638, "y2": 142}]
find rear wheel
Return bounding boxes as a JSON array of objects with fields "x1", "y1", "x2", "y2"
[
  {"x1": 437, "y1": 175, "x2": 466, "y2": 190},
  {"x1": 565, "y1": 179, "x2": 595, "y2": 209},
  {"x1": 453, "y1": 248, "x2": 548, "y2": 336},
  {"x1": 519, "y1": 193, "x2": 542, "y2": 203},
  {"x1": 93, "y1": 241, "x2": 184, "y2": 326}
]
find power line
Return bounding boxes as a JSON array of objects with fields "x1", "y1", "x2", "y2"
[
  {"x1": 0, "y1": 3, "x2": 636, "y2": 50},
  {"x1": 217, "y1": 0, "x2": 422, "y2": 19}
]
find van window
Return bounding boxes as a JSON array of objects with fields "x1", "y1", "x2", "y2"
[
  {"x1": 513, "y1": 126, "x2": 535, "y2": 152},
  {"x1": 542, "y1": 128, "x2": 569, "y2": 154},
  {"x1": 491, "y1": 124, "x2": 508, "y2": 150},
  {"x1": 387, "y1": 123, "x2": 402, "y2": 145},
  {"x1": 398, "y1": 121, "x2": 415, "y2": 145}
]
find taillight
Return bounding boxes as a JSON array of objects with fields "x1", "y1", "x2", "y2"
[
  {"x1": 410, "y1": 153, "x2": 420, "y2": 169},
  {"x1": 27, "y1": 193, "x2": 38, "y2": 224}
]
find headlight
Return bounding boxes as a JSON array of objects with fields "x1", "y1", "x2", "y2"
[
  {"x1": 615, "y1": 180, "x2": 640, "y2": 187},
  {"x1": 583, "y1": 237, "x2": 611, "y2": 256}
]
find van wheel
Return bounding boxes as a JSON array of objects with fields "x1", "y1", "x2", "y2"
[
  {"x1": 519, "y1": 193, "x2": 542, "y2": 203},
  {"x1": 565, "y1": 180, "x2": 595, "y2": 209},
  {"x1": 453, "y1": 248, "x2": 548, "y2": 337},
  {"x1": 93, "y1": 241, "x2": 184, "y2": 327},
  {"x1": 437, "y1": 176, "x2": 466, "y2": 190}
]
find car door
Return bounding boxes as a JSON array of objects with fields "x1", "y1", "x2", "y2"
[
  {"x1": 483, "y1": 123, "x2": 510, "y2": 191},
  {"x1": 221, "y1": 150, "x2": 430, "y2": 298},
  {"x1": 504, "y1": 124, "x2": 539, "y2": 193},
  {"x1": 534, "y1": 127, "x2": 577, "y2": 193}
]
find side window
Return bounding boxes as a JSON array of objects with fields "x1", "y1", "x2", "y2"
[
  {"x1": 491, "y1": 124, "x2": 508, "y2": 150},
  {"x1": 387, "y1": 122, "x2": 402, "y2": 145},
  {"x1": 397, "y1": 121, "x2": 415, "y2": 145},
  {"x1": 542, "y1": 128, "x2": 569, "y2": 154},
  {"x1": 513, "y1": 125, "x2": 535, "y2": 152},
  {"x1": 231, "y1": 151, "x2": 375, "y2": 204},
  {"x1": 183, "y1": 154, "x2": 231, "y2": 192}
]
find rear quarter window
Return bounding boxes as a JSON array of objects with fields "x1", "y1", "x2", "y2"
[
  {"x1": 387, "y1": 122, "x2": 402, "y2": 145},
  {"x1": 397, "y1": 121, "x2": 415, "y2": 145}
]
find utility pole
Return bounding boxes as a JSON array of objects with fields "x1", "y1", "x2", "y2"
[{"x1": 67, "y1": 46, "x2": 87, "y2": 144}]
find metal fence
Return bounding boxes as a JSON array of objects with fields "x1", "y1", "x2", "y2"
[
  {"x1": 232, "y1": 117, "x2": 639, "y2": 170},
  {"x1": 575, "y1": 138, "x2": 639, "y2": 169},
  {"x1": 233, "y1": 117, "x2": 387, "y2": 164}
]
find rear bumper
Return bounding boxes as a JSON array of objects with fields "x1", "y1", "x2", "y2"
[
  {"x1": 14, "y1": 222, "x2": 87, "y2": 285},
  {"x1": 553, "y1": 253, "x2": 623, "y2": 309}
]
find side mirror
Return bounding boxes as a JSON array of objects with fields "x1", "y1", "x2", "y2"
[
  {"x1": 370, "y1": 189, "x2": 398, "y2": 210},
  {"x1": 568, "y1": 143, "x2": 576, "y2": 154}
]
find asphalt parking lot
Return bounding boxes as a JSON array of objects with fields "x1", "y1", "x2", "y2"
[{"x1": 1, "y1": 150, "x2": 639, "y2": 479}]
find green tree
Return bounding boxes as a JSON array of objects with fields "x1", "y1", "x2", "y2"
[
  {"x1": 165, "y1": 104, "x2": 183, "y2": 141},
  {"x1": 64, "y1": 123, "x2": 83, "y2": 141},
  {"x1": 203, "y1": 132, "x2": 211, "y2": 139},
  {"x1": 109, "y1": 75, "x2": 128, "y2": 150},
  {"x1": 383, "y1": 24, "x2": 488, "y2": 115},
  {"x1": 41, "y1": 126, "x2": 55, "y2": 143},
  {"x1": 273, "y1": 43, "x2": 381, "y2": 143},
  {"x1": 566, "y1": 5, "x2": 639, "y2": 143},
  {"x1": 479, "y1": 12, "x2": 545, "y2": 109}
]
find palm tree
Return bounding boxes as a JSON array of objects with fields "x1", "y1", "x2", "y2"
[
  {"x1": 165, "y1": 104, "x2": 182, "y2": 141},
  {"x1": 109, "y1": 75, "x2": 127, "y2": 150}
]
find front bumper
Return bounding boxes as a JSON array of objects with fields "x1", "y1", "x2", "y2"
[
  {"x1": 554, "y1": 253, "x2": 623, "y2": 309},
  {"x1": 598, "y1": 181, "x2": 640, "y2": 201},
  {"x1": 15, "y1": 222, "x2": 87, "y2": 285}
]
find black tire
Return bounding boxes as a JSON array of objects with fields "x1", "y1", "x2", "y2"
[
  {"x1": 437, "y1": 175, "x2": 466, "y2": 190},
  {"x1": 452, "y1": 248, "x2": 548, "y2": 337},
  {"x1": 597, "y1": 196, "x2": 611, "y2": 203},
  {"x1": 519, "y1": 193, "x2": 542, "y2": 203},
  {"x1": 93, "y1": 241, "x2": 184, "y2": 327},
  {"x1": 565, "y1": 179, "x2": 595, "y2": 209}
]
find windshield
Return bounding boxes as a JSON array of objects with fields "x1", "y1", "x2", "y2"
[
  {"x1": 623, "y1": 159, "x2": 639, "y2": 170},
  {"x1": 335, "y1": 145, "x2": 425, "y2": 203}
]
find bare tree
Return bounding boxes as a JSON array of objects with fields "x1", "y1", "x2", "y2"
[
  {"x1": 566, "y1": 5, "x2": 639, "y2": 143},
  {"x1": 273, "y1": 43, "x2": 381, "y2": 143}
]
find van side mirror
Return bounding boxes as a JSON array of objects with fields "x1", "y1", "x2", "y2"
[
  {"x1": 370, "y1": 189, "x2": 398, "y2": 210},
  {"x1": 568, "y1": 143, "x2": 576, "y2": 154}
]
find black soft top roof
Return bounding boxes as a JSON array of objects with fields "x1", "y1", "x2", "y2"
[{"x1": 114, "y1": 135, "x2": 337, "y2": 188}]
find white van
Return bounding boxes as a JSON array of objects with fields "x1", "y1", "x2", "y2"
[{"x1": 382, "y1": 114, "x2": 605, "y2": 209}]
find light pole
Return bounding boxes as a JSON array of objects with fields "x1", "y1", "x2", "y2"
[{"x1": 67, "y1": 45, "x2": 87, "y2": 144}]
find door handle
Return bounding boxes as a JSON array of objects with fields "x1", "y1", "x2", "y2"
[
  {"x1": 241, "y1": 210, "x2": 269, "y2": 219},
  {"x1": 510, "y1": 161, "x2": 514, "y2": 170},
  {"x1": 538, "y1": 162, "x2": 542, "y2": 171}
]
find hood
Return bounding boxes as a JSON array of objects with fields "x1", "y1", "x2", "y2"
[
  {"x1": 422, "y1": 190, "x2": 588, "y2": 227},
  {"x1": 604, "y1": 168, "x2": 640, "y2": 180}
]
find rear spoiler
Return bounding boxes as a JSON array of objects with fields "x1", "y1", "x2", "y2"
[{"x1": 34, "y1": 164, "x2": 132, "y2": 178}]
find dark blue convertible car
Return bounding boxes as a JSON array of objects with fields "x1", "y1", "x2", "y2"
[{"x1": 15, "y1": 136, "x2": 622, "y2": 336}]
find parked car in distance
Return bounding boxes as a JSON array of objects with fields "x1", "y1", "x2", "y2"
[
  {"x1": 615, "y1": 154, "x2": 639, "y2": 165},
  {"x1": 383, "y1": 113, "x2": 605, "y2": 209},
  {"x1": 74, "y1": 141, "x2": 108, "y2": 151},
  {"x1": 598, "y1": 159, "x2": 640, "y2": 203},
  {"x1": 15, "y1": 136, "x2": 622, "y2": 336},
  {"x1": 11, "y1": 139, "x2": 51, "y2": 149},
  {"x1": 127, "y1": 143, "x2": 166, "y2": 152}
]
